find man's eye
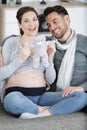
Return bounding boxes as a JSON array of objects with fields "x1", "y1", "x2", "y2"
[
  {"x1": 47, "y1": 24, "x2": 50, "y2": 28},
  {"x1": 33, "y1": 18, "x2": 37, "y2": 21}
]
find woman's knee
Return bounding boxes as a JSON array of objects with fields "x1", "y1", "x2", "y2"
[
  {"x1": 3, "y1": 92, "x2": 24, "y2": 113},
  {"x1": 4, "y1": 92, "x2": 24, "y2": 104}
]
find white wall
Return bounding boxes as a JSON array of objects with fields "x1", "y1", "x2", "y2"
[{"x1": 67, "y1": 7, "x2": 87, "y2": 36}]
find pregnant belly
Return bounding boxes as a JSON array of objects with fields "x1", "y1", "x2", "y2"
[{"x1": 7, "y1": 71, "x2": 46, "y2": 88}]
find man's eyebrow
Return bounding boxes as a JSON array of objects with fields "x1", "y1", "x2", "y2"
[
  {"x1": 47, "y1": 18, "x2": 57, "y2": 25},
  {"x1": 52, "y1": 18, "x2": 57, "y2": 21}
]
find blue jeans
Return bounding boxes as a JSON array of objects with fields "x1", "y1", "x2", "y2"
[{"x1": 3, "y1": 91, "x2": 87, "y2": 115}]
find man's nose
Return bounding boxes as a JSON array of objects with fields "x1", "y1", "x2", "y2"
[{"x1": 50, "y1": 24, "x2": 55, "y2": 31}]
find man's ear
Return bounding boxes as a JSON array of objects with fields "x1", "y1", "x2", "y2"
[{"x1": 64, "y1": 15, "x2": 70, "y2": 24}]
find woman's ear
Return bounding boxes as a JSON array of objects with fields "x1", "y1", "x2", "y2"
[{"x1": 18, "y1": 22, "x2": 22, "y2": 29}]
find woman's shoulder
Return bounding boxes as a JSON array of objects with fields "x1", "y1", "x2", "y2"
[
  {"x1": 5, "y1": 35, "x2": 20, "y2": 42},
  {"x1": 3, "y1": 35, "x2": 20, "y2": 48},
  {"x1": 0, "y1": 35, "x2": 17, "y2": 46}
]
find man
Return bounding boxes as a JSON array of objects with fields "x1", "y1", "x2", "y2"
[{"x1": 44, "y1": 5, "x2": 87, "y2": 112}]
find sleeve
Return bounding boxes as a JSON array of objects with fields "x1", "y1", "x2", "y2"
[
  {"x1": 0, "y1": 38, "x2": 23, "y2": 81},
  {"x1": 81, "y1": 82, "x2": 87, "y2": 92},
  {"x1": 80, "y1": 48, "x2": 87, "y2": 92},
  {"x1": 45, "y1": 57, "x2": 56, "y2": 85},
  {"x1": 0, "y1": 58, "x2": 22, "y2": 81}
]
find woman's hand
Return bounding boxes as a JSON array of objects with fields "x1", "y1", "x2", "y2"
[
  {"x1": 0, "y1": 46, "x2": 3, "y2": 67},
  {"x1": 19, "y1": 43, "x2": 34, "y2": 62},
  {"x1": 47, "y1": 41, "x2": 56, "y2": 59},
  {"x1": 62, "y1": 86, "x2": 84, "y2": 97}
]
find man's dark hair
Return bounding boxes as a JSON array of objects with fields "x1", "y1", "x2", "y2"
[{"x1": 44, "y1": 5, "x2": 69, "y2": 18}]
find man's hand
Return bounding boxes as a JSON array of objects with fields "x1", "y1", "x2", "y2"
[{"x1": 62, "y1": 86, "x2": 84, "y2": 97}]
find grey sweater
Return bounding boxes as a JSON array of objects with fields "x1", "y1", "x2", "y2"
[
  {"x1": 0, "y1": 36, "x2": 55, "y2": 84},
  {"x1": 0, "y1": 36, "x2": 56, "y2": 92},
  {"x1": 53, "y1": 34, "x2": 87, "y2": 92}
]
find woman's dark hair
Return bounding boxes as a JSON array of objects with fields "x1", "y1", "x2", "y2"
[
  {"x1": 44, "y1": 5, "x2": 69, "y2": 18},
  {"x1": 16, "y1": 6, "x2": 39, "y2": 35}
]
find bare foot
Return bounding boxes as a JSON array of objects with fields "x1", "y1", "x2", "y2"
[
  {"x1": 38, "y1": 106, "x2": 46, "y2": 112},
  {"x1": 39, "y1": 108, "x2": 51, "y2": 117}
]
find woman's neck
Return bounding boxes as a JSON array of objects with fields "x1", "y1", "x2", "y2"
[{"x1": 20, "y1": 35, "x2": 34, "y2": 47}]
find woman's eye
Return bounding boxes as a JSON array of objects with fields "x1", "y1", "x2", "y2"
[
  {"x1": 24, "y1": 20, "x2": 28, "y2": 22},
  {"x1": 53, "y1": 21, "x2": 57, "y2": 24}
]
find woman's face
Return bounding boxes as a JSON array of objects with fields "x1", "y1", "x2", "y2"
[{"x1": 19, "y1": 11, "x2": 39, "y2": 36}]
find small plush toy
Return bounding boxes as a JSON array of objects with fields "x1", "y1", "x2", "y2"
[{"x1": 32, "y1": 35, "x2": 49, "y2": 68}]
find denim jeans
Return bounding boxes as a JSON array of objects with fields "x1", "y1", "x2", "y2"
[{"x1": 3, "y1": 91, "x2": 87, "y2": 115}]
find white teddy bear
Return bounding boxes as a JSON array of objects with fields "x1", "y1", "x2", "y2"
[{"x1": 32, "y1": 35, "x2": 49, "y2": 68}]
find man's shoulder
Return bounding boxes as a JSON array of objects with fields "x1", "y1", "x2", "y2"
[
  {"x1": 77, "y1": 34, "x2": 87, "y2": 50},
  {"x1": 77, "y1": 34, "x2": 87, "y2": 44},
  {"x1": 77, "y1": 34, "x2": 87, "y2": 41}
]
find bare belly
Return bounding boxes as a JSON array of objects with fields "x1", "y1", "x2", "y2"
[{"x1": 7, "y1": 71, "x2": 46, "y2": 88}]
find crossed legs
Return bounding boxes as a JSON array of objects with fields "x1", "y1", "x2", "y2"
[{"x1": 3, "y1": 91, "x2": 87, "y2": 119}]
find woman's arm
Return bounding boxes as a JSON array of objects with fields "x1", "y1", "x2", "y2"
[
  {"x1": 0, "y1": 37, "x2": 31, "y2": 81},
  {"x1": 45, "y1": 58, "x2": 56, "y2": 85},
  {"x1": 0, "y1": 58, "x2": 23, "y2": 81},
  {"x1": 0, "y1": 38, "x2": 22, "y2": 81},
  {"x1": 0, "y1": 46, "x2": 3, "y2": 67},
  {"x1": 45, "y1": 41, "x2": 56, "y2": 84},
  {"x1": 0, "y1": 35, "x2": 17, "y2": 66}
]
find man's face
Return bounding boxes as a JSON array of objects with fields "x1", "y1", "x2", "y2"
[{"x1": 45, "y1": 12, "x2": 70, "y2": 40}]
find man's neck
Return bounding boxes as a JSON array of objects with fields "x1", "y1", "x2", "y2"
[{"x1": 58, "y1": 28, "x2": 72, "y2": 43}]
